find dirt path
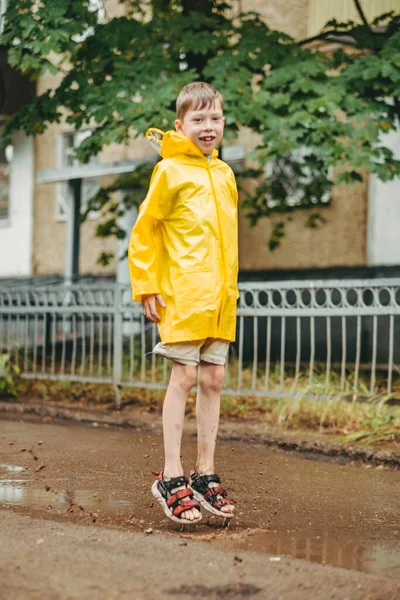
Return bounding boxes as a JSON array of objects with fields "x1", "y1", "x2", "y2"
[
  {"x1": 2, "y1": 510, "x2": 400, "y2": 600},
  {"x1": 1, "y1": 418, "x2": 400, "y2": 599}
]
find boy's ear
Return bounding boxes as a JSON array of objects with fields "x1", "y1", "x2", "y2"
[{"x1": 175, "y1": 119, "x2": 183, "y2": 133}]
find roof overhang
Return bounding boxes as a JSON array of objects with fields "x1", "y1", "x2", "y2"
[{"x1": 36, "y1": 157, "x2": 156, "y2": 184}]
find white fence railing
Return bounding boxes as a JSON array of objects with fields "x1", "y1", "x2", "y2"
[{"x1": 1, "y1": 279, "x2": 400, "y2": 407}]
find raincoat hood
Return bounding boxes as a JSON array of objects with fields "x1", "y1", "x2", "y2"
[{"x1": 146, "y1": 127, "x2": 219, "y2": 160}]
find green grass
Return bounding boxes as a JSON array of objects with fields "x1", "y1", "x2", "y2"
[{"x1": 220, "y1": 391, "x2": 400, "y2": 445}]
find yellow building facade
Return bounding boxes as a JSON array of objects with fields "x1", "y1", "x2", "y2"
[{"x1": 30, "y1": 0, "x2": 399, "y2": 276}]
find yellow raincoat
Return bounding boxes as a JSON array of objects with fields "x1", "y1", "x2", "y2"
[{"x1": 128, "y1": 128, "x2": 239, "y2": 343}]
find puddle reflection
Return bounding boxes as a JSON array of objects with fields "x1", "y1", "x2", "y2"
[
  {"x1": 0, "y1": 464, "x2": 25, "y2": 473},
  {"x1": 239, "y1": 530, "x2": 400, "y2": 579},
  {"x1": 0, "y1": 483, "x2": 24, "y2": 502},
  {"x1": 0, "y1": 479, "x2": 134, "y2": 513}
]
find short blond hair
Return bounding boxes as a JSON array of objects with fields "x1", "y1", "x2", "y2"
[{"x1": 176, "y1": 82, "x2": 224, "y2": 121}]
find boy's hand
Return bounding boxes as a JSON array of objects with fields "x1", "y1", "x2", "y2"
[{"x1": 141, "y1": 294, "x2": 166, "y2": 323}]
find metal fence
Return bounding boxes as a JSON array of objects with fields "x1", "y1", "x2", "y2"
[{"x1": 1, "y1": 279, "x2": 399, "y2": 408}]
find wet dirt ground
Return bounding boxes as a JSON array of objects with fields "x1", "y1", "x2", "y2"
[{"x1": 1, "y1": 416, "x2": 400, "y2": 599}]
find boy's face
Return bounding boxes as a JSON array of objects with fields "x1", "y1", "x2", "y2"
[{"x1": 175, "y1": 101, "x2": 225, "y2": 155}]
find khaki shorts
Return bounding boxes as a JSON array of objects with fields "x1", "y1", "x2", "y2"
[{"x1": 153, "y1": 338, "x2": 229, "y2": 367}]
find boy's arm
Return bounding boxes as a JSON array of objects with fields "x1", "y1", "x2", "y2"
[{"x1": 128, "y1": 163, "x2": 171, "y2": 302}]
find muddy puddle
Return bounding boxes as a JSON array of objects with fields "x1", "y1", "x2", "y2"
[
  {"x1": 216, "y1": 528, "x2": 400, "y2": 579},
  {"x1": 0, "y1": 474, "x2": 135, "y2": 516},
  {"x1": 1, "y1": 419, "x2": 400, "y2": 580}
]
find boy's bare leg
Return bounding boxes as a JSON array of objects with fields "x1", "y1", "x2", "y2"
[
  {"x1": 195, "y1": 362, "x2": 234, "y2": 514},
  {"x1": 162, "y1": 361, "x2": 200, "y2": 521}
]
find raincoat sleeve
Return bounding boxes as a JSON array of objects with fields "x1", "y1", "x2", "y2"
[
  {"x1": 230, "y1": 170, "x2": 238, "y2": 205},
  {"x1": 128, "y1": 162, "x2": 171, "y2": 302}
]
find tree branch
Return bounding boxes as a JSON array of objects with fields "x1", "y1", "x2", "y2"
[
  {"x1": 299, "y1": 31, "x2": 357, "y2": 47},
  {"x1": 46, "y1": 58, "x2": 69, "y2": 75},
  {"x1": 353, "y1": 0, "x2": 371, "y2": 29}
]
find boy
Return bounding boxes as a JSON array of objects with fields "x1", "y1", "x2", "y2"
[{"x1": 128, "y1": 82, "x2": 238, "y2": 524}]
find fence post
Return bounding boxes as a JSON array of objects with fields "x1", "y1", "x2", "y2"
[{"x1": 113, "y1": 284, "x2": 123, "y2": 410}]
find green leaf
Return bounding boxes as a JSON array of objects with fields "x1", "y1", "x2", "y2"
[{"x1": 3, "y1": 1, "x2": 399, "y2": 259}]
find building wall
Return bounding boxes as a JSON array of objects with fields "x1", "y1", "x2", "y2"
[
  {"x1": 368, "y1": 129, "x2": 400, "y2": 266},
  {"x1": 32, "y1": 0, "x2": 133, "y2": 276},
  {"x1": 33, "y1": 69, "x2": 156, "y2": 277},
  {"x1": 308, "y1": 0, "x2": 400, "y2": 36},
  {"x1": 241, "y1": 0, "x2": 309, "y2": 40},
  {"x1": 238, "y1": 175, "x2": 368, "y2": 271},
  {"x1": 0, "y1": 131, "x2": 34, "y2": 276},
  {"x1": 234, "y1": 119, "x2": 368, "y2": 272},
  {"x1": 234, "y1": 0, "x2": 379, "y2": 271},
  {"x1": 32, "y1": 0, "x2": 384, "y2": 275},
  {"x1": 33, "y1": 115, "x2": 116, "y2": 276}
]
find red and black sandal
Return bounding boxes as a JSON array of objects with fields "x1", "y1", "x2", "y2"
[
  {"x1": 151, "y1": 473, "x2": 202, "y2": 524},
  {"x1": 189, "y1": 470, "x2": 235, "y2": 518}
]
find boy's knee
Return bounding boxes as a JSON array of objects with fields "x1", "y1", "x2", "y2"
[
  {"x1": 198, "y1": 364, "x2": 225, "y2": 393},
  {"x1": 172, "y1": 363, "x2": 197, "y2": 391}
]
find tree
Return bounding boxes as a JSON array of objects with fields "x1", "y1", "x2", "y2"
[{"x1": 2, "y1": 0, "x2": 400, "y2": 260}]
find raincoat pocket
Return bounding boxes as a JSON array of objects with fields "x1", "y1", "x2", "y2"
[{"x1": 174, "y1": 269, "x2": 217, "y2": 311}]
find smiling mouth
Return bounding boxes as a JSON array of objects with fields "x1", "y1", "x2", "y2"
[{"x1": 199, "y1": 136, "x2": 215, "y2": 142}]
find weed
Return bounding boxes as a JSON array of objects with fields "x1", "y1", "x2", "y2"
[{"x1": 0, "y1": 353, "x2": 21, "y2": 397}]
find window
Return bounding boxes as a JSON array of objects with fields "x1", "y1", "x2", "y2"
[
  {"x1": 56, "y1": 130, "x2": 100, "y2": 221},
  {"x1": 0, "y1": 0, "x2": 8, "y2": 34},
  {"x1": 0, "y1": 139, "x2": 12, "y2": 220},
  {"x1": 265, "y1": 147, "x2": 332, "y2": 208}
]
